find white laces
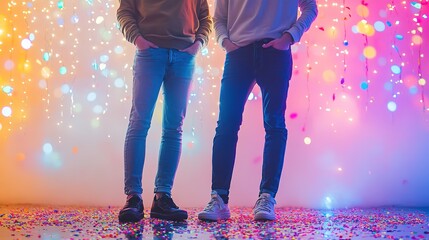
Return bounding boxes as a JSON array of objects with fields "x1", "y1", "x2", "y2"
[
  {"x1": 254, "y1": 194, "x2": 275, "y2": 212},
  {"x1": 204, "y1": 195, "x2": 223, "y2": 211}
]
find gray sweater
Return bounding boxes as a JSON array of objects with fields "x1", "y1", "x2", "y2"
[{"x1": 214, "y1": 0, "x2": 318, "y2": 47}]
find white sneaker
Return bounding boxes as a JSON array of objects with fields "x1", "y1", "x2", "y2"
[
  {"x1": 253, "y1": 193, "x2": 276, "y2": 221},
  {"x1": 198, "y1": 191, "x2": 230, "y2": 221}
]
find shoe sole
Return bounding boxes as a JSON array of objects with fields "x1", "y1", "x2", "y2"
[
  {"x1": 150, "y1": 211, "x2": 188, "y2": 221},
  {"x1": 197, "y1": 212, "x2": 230, "y2": 221},
  {"x1": 118, "y1": 210, "x2": 144, "y2": 223},
  {"x1": 253, "y1": 212, "x2": 275, "y2": 221}
]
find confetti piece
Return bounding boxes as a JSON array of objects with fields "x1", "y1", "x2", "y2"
[{"x1": 411, "y1": 2, "x2": 422, "y2": 9}]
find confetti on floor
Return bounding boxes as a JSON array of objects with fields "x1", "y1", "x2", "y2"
[{"x1": 0, "y1": 206, "x2": 428, "y2": 239}]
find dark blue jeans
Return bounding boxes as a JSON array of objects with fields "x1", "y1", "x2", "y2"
[
  {"x1": 211, "y1": 39, "x2": 292, "y2": 198},
  {"x1": 124, "y1": 48, "x2": 195, "y2": 196}
]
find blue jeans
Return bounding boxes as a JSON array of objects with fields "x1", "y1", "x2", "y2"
[
  {"x1": 124, "y1": 48, "x2": 195, "y2": 196},
  {"x1": 212, "y1": 39, "x2": 292, "y2": 198}
]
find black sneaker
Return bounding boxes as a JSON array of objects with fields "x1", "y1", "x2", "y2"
[
  {"x1": 118, "y1": 194, "x2": 144, "y2": 223},
  {"x1": 150, "y1": 194, "x2": 188, "y2": 221}
]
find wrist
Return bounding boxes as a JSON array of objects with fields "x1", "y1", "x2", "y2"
[
  {"x1": 219, "y1": 36, "x2": 229, "y2": 49},
  {"x1": 195, "y1": 38, "x2": 204, "y2": 47},
  {"x1": 282, "y1": 32, "x2": 294, "y2": 44},
  {"x1": 221, "y1": 38, "x2": 230, "y2": 48},
  {"x1": 134, "y1": 35, "x2": 143, "y2": 45}
]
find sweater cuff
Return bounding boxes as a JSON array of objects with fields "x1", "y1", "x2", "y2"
[
  {"x1": 130, "y1": 33, "x2": 141, "y2": 46},
  {"x1": 282, "y1": 32, "x2": 295, "y2": 44},
  {"x1": 286, "y1": 27, "x2": 301, "y2": 44},
  {"x1": 218, "y1": 35, "x2": 228, "y2": 49},
  {"x1": 195, "y1": 38, "x2": 204, "y2": 46}
]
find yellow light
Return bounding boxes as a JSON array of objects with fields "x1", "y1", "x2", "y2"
[
  {"x1": 327, "y1": 26, "x2": 338, "y2": 39},
  {"x1": 412, "y1": 35, "x2": 423, "y2": 45},
  {"x1": 357, "y1": 21, "x2": 375, "y2": 36},
  {"x1": 363, "y1": 46, "x2": 376, "y2": 59},
  {"x1": 418, "y1": 78, "x2": 426, "y2": 86},
  {"x1": 323, "y1": 69, "x2": 337, "y2": 83},
  {"x1": 41, "y1": 67, "x2": 51, "y2": 78},
  {"x1": 0, "y1": 15, "x2": 8, "y2": 36},
  {"x1": 357, "y1": 5, "x2": 370, "y2": 18},
  {"x1": 17, "y1": 59, "x2": 32, "y2": 73},
  {"x1": 364, "y1": 24, "x2": 375, "y2": 36}
]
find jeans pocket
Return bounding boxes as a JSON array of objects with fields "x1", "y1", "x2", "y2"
[{"x1": 136, "y1": 48, "x2": 152, "y2": 57}]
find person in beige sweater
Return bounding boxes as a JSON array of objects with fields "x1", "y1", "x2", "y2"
[
  {"x1": 116, "y1": 0, "x2": 212, "y2": 223},
  {"x1": 198, "y1": 0, "x2": 318, "y2": 221}
]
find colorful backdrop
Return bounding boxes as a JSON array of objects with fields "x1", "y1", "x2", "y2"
[{"x1": 1, "y1": 0, "x2": 428, "y2": 209}]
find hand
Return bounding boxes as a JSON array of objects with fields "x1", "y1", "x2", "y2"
[
  {"x1": 262, "y1": 33, "x2": 293, "y2": 50},
  {"x1": 181, "y1": 41, "x2": 202, "y2": 56},
  {"x1": 222, "y1": 38, "x2": 240, "y2": 53},
  {"x1": 134, "y1": 35, "x2": 158, "y2": 50}
]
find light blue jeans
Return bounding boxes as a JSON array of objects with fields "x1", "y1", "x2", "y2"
[{"x1": 124, "y1": 48, "x2": 195, "y2": 196}]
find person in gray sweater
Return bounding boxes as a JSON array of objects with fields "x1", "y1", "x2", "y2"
[{"x1": 198, "y1": 0, "x2": 318, "y2": 221}]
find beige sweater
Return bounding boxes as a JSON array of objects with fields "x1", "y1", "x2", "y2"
[{"x1": 117, "y1": 0, "x2": 212, "y2": 49}]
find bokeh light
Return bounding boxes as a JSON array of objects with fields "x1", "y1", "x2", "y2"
[
  {"x1": 2, "y1": 106, "x2": 12, "y2": 117},
  {"x1": 21, "y1": 39, "x2": 32, "y2": 50},
  {"x1": 374, "y1": 21, "x2": 386, "y2": 32},
  {"x1": 387, "y1": 101, "x2": 397, "y2": 112},
  {"x1": 363, "y1": 46, "x2": 377, "y2": 59},
  {"x1": 4, "y1": 60, "x2": 14, "y2": 71},
  {"x1": 356, "y1": 4, "x2": 370, "y2": 18},
  {"x1": 304, "y1": 137, "x2": 312, "y2": 145},
  {"x1": 391, "y1": 65, "x2": 401, "y2": 74},
  {"x1": 43, "y1": 143, "x2": 53, "y2": 154}
]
